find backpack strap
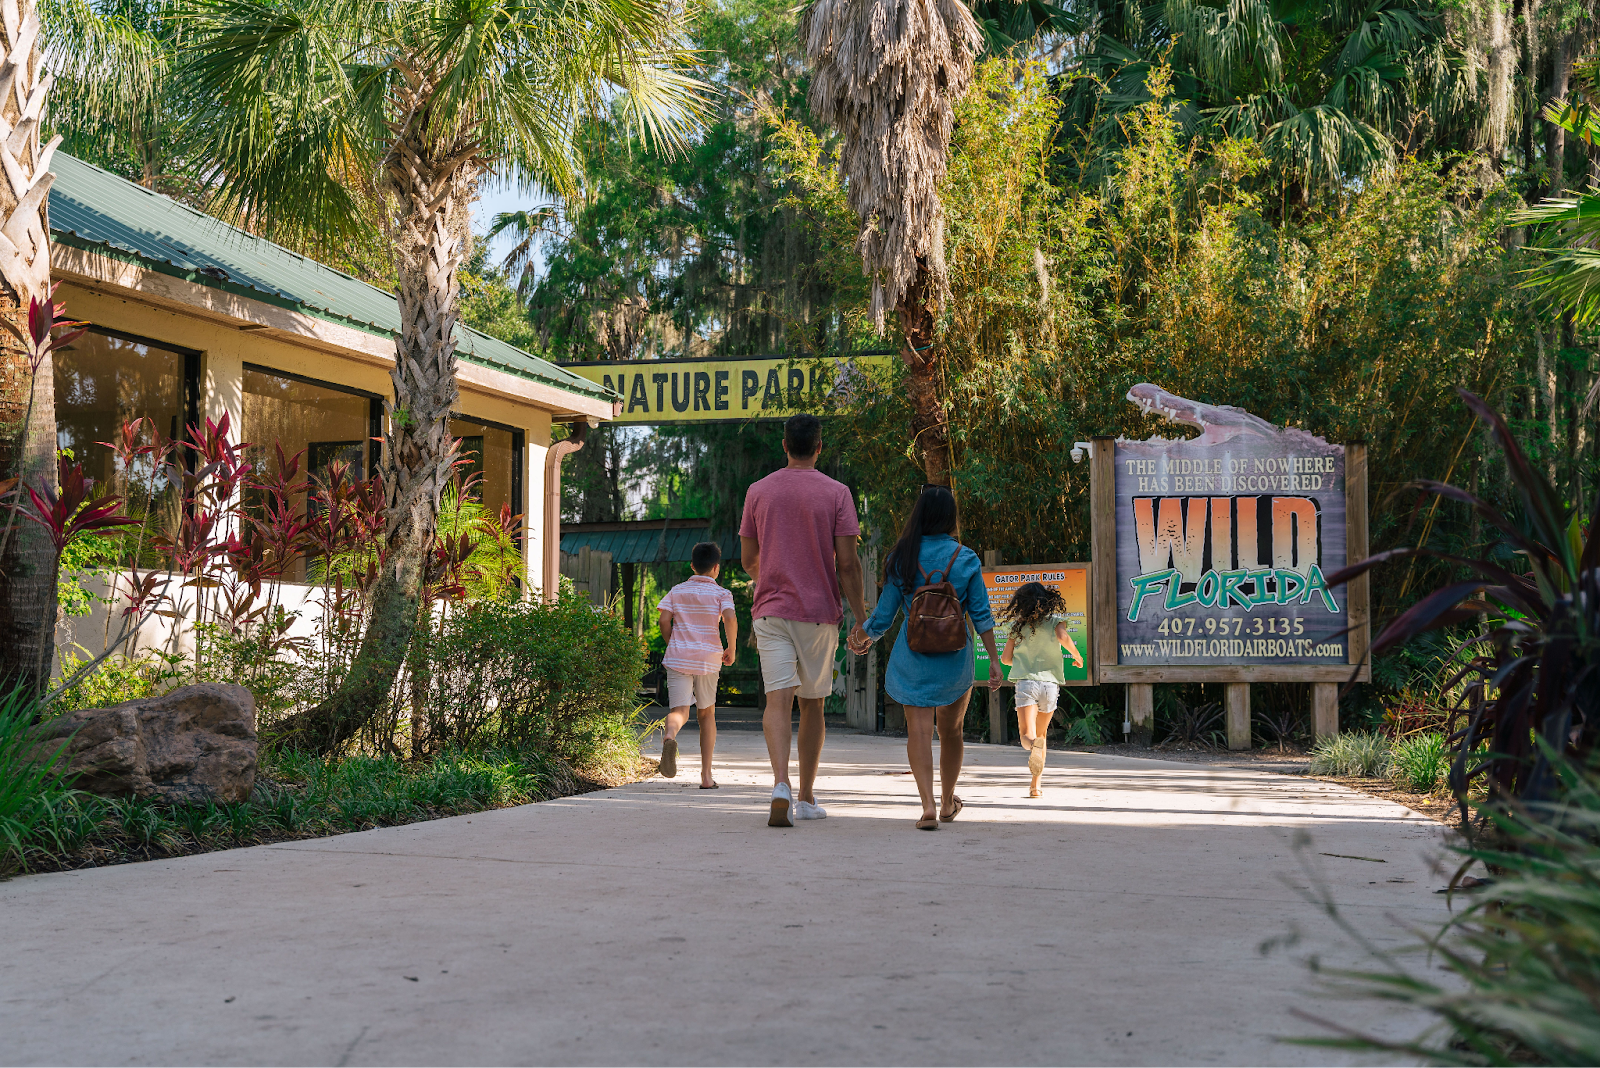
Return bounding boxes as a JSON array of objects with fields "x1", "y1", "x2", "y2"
[{"x1": 921, "y1": 544, "x2": 962, "y2": 585}]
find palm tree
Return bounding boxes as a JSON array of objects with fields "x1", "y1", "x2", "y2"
[
  {"x1": 182, "y1": 0, "x2": 705, "y2": 752},
  {"x1": 1517, "y1": 50, "x2": 1600, "y2": 416},
  {"x1": 487, "y1": 206, "x2": 562, "y2": 302},
  {"x1": 1060, "y1": 0, "x2": 1470, "y2": 195},
  {"x1": 42, "y1": 0, "x2": 189, "y2": 196},
  {"x1": 801, "y1": 0, "x2": 985, "y2": 484},
  {"x1": 0, "y1": 0, "x2": 64, "y2": 700}
]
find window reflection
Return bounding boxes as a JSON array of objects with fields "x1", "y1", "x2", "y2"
[
  {"x1": 54, "y1": 329, "x2": 188, "y2": 559},
  {"x1": 448, "y1": 417, "x2": 513, "y2": 515}
]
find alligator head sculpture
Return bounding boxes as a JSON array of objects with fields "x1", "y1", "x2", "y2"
[{"x1": 1125, "y1": 384, "x2": 1280, "y2": 444}]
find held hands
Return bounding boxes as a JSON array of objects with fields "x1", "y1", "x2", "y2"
[
  {"x1": 722, "y1": 646, "x2": 736, "y2": 667},
  {"x1": 987, "y1": 671, "x2": 1002, "y2": 692},
  {"x1": 847, "y1": 624, "x2": 871, "y2": 655}
]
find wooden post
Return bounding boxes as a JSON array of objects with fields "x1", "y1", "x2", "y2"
[
  {"x1": 982, "y1": 549, "x2": 1008, "y2": 745},
  {"x1": 622, "y1": 562, "x2": 636, "y2": 633},
  {"x1": 1127, "y1": 683, "x2": 1153, "y2": 745},
  {"x1": 1226, "y1": 683, "x2": 1251, "y2": 751},
  {"x1": 1345, "y1": 442, "x2": 1370, "y2": 674},
  {"x1": 1090, "y1": 438, "x2": 1117, "y2": 683},
  {"x1": 1312, "y1": 683, "x2": 1338, "y2": 740}
]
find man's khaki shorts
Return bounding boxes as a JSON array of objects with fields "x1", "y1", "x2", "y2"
[
  {"x1": 666, "y1": 667, "x2": 718, "y2": 710},
  {"x1": 754, "y1": 617, "x2": 838, "y2": 699}
]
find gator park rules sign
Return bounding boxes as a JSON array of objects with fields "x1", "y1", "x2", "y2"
[{"x1": 1113, "y1": 389, "x2": 1349, "y2": 667}]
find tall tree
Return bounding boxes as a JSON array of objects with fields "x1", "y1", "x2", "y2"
[
  {"x1": 41, "y1": 0, "x2": 185, "y2": 194},
  {"x1": 1058, "y1": 0, "x2": 1476, "y2": 196},
  {"x1": 0, "y1": 0, "x2": 63, "y2": 699},
  {"x1": 183, "y1": 0, "x2": 704, "y2": 751},
  {"x1": 801, "y1": 0, "x2": 984, "y2": 484}
]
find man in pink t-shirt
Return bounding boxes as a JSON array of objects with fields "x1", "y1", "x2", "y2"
[{"x1": 739, "y1": 414, "x2": 868, "y2": 828}]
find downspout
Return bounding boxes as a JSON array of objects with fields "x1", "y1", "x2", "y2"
[{"x1": 542, "y1": 420, "x2": 592, "y2": 603}]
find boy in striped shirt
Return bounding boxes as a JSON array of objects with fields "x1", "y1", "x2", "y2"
[{"x1": 656, "y1": 541, "x2": 738, "y2": 788}]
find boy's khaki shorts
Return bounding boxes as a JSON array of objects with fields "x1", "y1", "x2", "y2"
[
  {"x1": 666, "y1": 667, "x2": 719, "y2": 710},
  {"x1": 753, "y1": 616, "x2": 838, "y2": 699}
]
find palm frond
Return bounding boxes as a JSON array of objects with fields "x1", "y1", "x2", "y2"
[{"x1": 1515, "y1": 191, "x2": 1600, "y2": 327}]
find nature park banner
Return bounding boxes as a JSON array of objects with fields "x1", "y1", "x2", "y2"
[
  {"x1": 975, "y1": 565, "x2": 1091, "y2": 684},
  {"x1": 1113, "y1": 388, "x2": 1349, "y2": 667},
  {"x1": 560, "y1": 354, "x2": 894, "y2": 424}
]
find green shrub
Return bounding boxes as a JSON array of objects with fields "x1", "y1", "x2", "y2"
[
  {"x1": 0, "y1": 685, "x2": 78, "y2": 871},
  {"x1": 1308, "y1": 731, "x2": 1392, "y2": 777},
  {"x1": 50, "y1": 648, "x2": 188, "y2": 713},
  {"x1": 1300, "y1": 761, "x2": 1600, "y2": 1063},
  {"x1": 195, "y1": 622, "x2": 303, "y2": 723},
  {"x1": 1061, "y1": 702, "x2": 1109, "y2": 746},
  {"x1": 421, "y1": 595, "x2": 647, "y2": 767},
  {"x1": 1388, "y1": 732, "x2": 1449, "y2": 794}
]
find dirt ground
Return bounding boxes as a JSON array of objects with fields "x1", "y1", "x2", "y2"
[{"x1": 1059, "y1": 741, "x2": 1464, "y2": 827}]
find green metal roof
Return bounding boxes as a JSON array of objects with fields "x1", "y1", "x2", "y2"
[
  {"x1": 561, "y1": 520, "x2": 740, "y2": 564},
  {"x1": 48, "y1": 152, "x2": 616, "y2": 407}
]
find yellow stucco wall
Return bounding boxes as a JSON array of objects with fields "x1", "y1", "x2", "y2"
[{"x1": 59, "y1": 281, "x2": 562, "y2": 593}]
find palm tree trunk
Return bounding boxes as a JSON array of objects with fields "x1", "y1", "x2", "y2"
[
  {"x1": 1546, "y1": 30, "x2": 1574, "y2": 198},
  {"x1": 277, "y1": 119, "x2": 473, "y2": 753},
  {"x1": 1519, "y1": 0, "x2": 1541, "y2": 181},
  {"x1": 0, "y1": 0, "x2": 61, "y2": 701},
  {"x1": 896, "y1": 260, "x2": 951, "y2": 486}
]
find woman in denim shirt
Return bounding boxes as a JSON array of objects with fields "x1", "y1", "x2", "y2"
[{"x1": 849, "y1": 486, "x2": 999, "y2": 830}]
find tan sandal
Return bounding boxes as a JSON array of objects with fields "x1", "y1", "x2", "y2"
[
  {"x1": 939, "y1": 797, "x2": 964, "y2": 822},
  {"x1": 916, "y1": 815, "x2": 940, "y2": 830}
]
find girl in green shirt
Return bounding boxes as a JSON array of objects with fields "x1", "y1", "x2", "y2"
[{"x1": 999, "y1": 583, "x2": 1084, "y2": 797}]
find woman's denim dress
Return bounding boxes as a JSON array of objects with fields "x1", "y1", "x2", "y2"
[{"x1": 863, "y1": 534, "x2": 995, "y2": 707}]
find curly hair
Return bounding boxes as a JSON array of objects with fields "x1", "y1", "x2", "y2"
[{"x1": 998, "y1": 582, "x2": 1067, "y2": 636}]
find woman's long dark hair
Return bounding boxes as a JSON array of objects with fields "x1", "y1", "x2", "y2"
[{"x1": 884, "y1": 486, "x2": 959, "y2": 592}]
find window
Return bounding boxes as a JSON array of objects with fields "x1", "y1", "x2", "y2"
[
  {"x1": 54, "y1": 328, "x2": 197, "y2": 500},
  {"x1": 449, "y1": 416, "x2": 521, "y2": 523},
  {"x1": 242, "y1": 365, "x2": 381, "y2": 488}
]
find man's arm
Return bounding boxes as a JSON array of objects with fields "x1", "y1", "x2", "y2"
[
  {"x1": 834, "y1": 534, "x2": 867, "y2": 624},
  {"x1": 658, "y1": 609, "x2": 673, "y2": 645},
  {"x1": 740, "y1": 535, "x2": 760, "y2": 587},
  {"x1": 720, "y1": 607, "x2": 738, "y2": 666}
]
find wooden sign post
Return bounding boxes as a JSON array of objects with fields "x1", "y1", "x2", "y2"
[{"x1": 1091, "y1": 388, "x2": 1370, "y2": 750}]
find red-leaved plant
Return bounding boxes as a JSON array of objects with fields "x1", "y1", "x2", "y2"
[{"x1": 1328, "y1": 388, "x2": 1599, "y2": 817}]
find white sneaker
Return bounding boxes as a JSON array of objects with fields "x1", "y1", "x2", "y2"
[
  {"x1": 794, "y1": 799, "x2": 828, "y2": 820},
  {"x1": 768, "y1": 783, "x2": 793, "y2": 827}
]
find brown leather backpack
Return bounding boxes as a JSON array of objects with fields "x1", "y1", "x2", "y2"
[{"x1": 906, "y1": 545, "x2": 968, "y2": 654}]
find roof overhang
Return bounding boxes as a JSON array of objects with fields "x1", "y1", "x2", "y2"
[{"x1": 53, "y1": 242, "x2": 616, "y2": 424}]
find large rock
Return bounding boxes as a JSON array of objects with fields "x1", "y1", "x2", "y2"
[{"x1": 36, "y1": 683, "x2": 257, "y2": 804}]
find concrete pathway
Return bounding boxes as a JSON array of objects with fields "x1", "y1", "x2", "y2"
[{"x1": 3, "y1": 730, "x2": 1454, "y2": 1066}]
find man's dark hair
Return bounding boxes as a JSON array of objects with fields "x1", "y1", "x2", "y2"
[
  {"x1": 691, "y1": 541, "x2": 722, "y2": 574},
  {"x1": 784, "y1": 413, "x2": 822, "y2": 458}
]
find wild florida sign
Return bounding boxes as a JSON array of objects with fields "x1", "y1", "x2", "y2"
[{"x1": 1113, "y1": 385, "x2": 1348, "y2": 667}]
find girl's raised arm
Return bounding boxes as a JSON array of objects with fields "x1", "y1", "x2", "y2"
[{"x1": 1055, "y1": 621, "x2": 1083, "y2": 668}]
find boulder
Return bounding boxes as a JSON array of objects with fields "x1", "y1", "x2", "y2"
[{"x1": 36, "y1": 683, "x2": 257, "y2": 804}]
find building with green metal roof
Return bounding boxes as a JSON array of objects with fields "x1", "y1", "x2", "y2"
[{"x1": 47, "y1": 151, "x2": 619, "y2": 602}]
